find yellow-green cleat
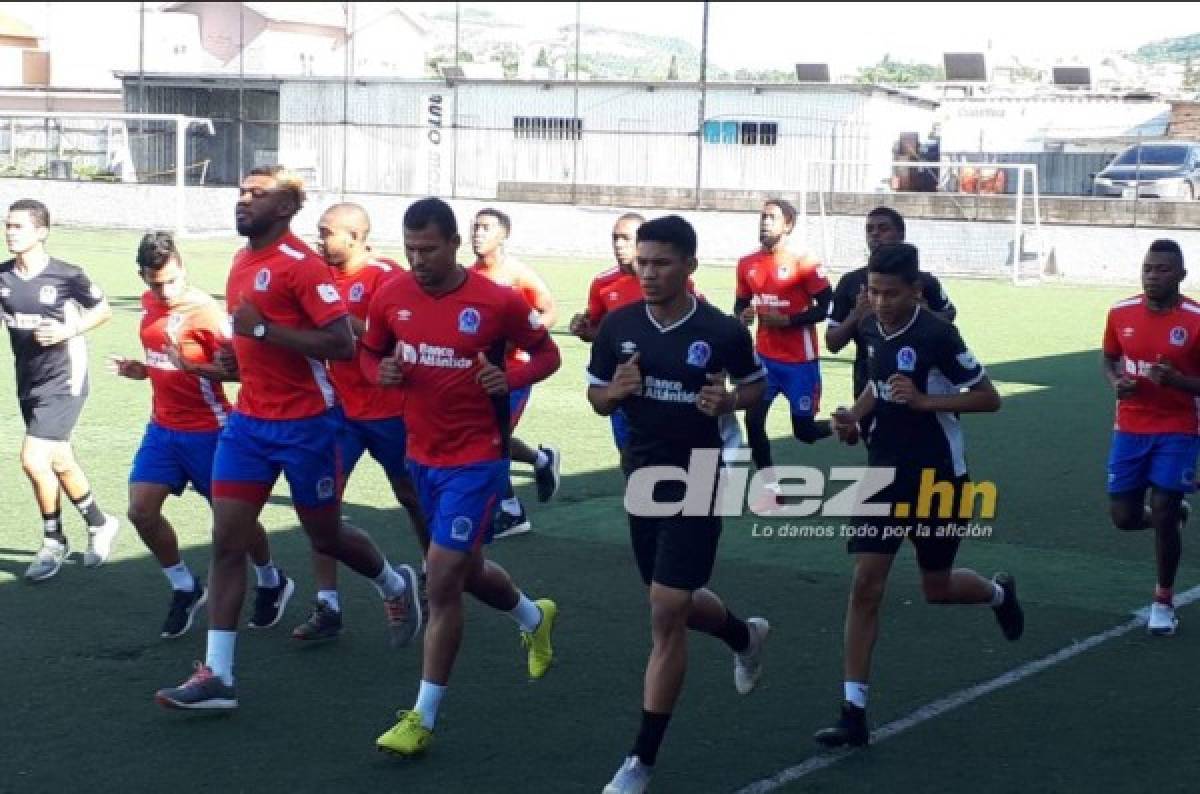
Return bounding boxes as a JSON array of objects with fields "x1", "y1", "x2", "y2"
[
  {"x1": 376, "y1": 710, "x2": 433, "y2": 757},
  {"x1": 522, "y1": 598, "x2": 557, "y2": 679}
]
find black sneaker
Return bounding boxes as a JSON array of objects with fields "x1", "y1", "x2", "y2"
[
  {"x1": 292, "y1": 599, "x2": 343, "y2": 642},
  {"x1": 248, "y1": 571, "x2": 295, "y2": 629},
  {"x1": 534, "y1": 445, "x2": 562, "y2": 503},
  {"x1": 161, "y1": 583, "x2": 208, "y2": 639},
  {"x1": 814, "y1": 702, "x2": 869, "y2": 748},
  {"x1": 493, "y1": 503, "x2": 532, "y2": 540},
  {"x1": 992, "y1": 572, "x2": 1024, "y2": 642}
]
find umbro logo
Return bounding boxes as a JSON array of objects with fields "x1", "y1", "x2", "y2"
[
  {"x1": 397, "y1": 309, "x2": 412, "y2": 321},
  {"x1": 1122, "y1": 327, "x2": 1134, "y2": 337},
  {"x1": 620, "y1": 340, "x2": 638, "y2": 355}
]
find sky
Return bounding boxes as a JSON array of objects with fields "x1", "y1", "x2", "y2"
[{"x1": 432, "y1": 1, "x2": 1196, "y2": 74}]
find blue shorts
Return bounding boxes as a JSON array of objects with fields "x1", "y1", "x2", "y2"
[
  {"x1": 761, "y1": 356, "x2": 822, "y2": 419},
  {"x1": 407, "y1": 459, "x2": 508, "y2": 552},
  {"x1": 610, "y1": 408, "x2": 631, "y2": 451},
  {"x1": 342, "y1": 416, "x2": 409, "y2": 479},
  {"x1": 1107, "y1": 431, "x2": 1200, "y2": 495},
  {"x1": 509, "y1": 385, "x2": 532, "y2": 429},
  {"x1": 129, "y1": 422, "x2": 220, "y2": 499},
  {"x1": 211, "y1": 409, "x2": 344, "y2": 509}
]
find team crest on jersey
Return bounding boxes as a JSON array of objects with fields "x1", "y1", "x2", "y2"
[
  {"x1": 620, "y1": 340, "x2": 638, "y2": 355},
  {"x1": 254, "y1": 268, "x2": 271, "y2": 291},
  {"x1": 458, "y1": 308, "x2": 481, "y2": 334},
  {"x1": 38, "y1": 285, "x2": 57, "y2": 305},
  {"x1": 686, "y1": 340, "x2": 712, "y2": 368},
  {"x1": 1170, "y1": 326, "x2": 1188, "y2": 346},
  {"x1": 897, "y1": 346, "x2": 917, "y2": 372},
  {"x1": 349, "y1": 282, "x2": 366, "y2": 303},
  {"x1": 451, "y1": 516, "x2": 473, "y2": 542}
]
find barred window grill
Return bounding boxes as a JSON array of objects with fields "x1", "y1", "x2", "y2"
[
  {"x1": 513, "y1": 116, "x2": 583, "y2": 141},
  {"x1": 703, "y1": 120, "x2": 779, "y2": 146}
]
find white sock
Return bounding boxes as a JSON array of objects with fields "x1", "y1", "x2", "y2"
[
  {"x1": 163, "y1": 562, "x2": 195, "y2": 592},
  {"x1": 844, "y1": 681, "x2": 868, "y2": 709},
  {"x1": 534, "y1": 449, "x2": 549, "y2": 469},
  {"x1": 501, "y1": 497, "x2": 522, "y2": 516},
  {"x1": 254, "y1": 562, "x2": 280, "y2": 589},
  {"x1": 989, "y1": 582, "x2": 1005, "y2": 607},
  {"x1": 373, "y1": 563, "x2": 407, "y2": 599},
  {"x1": 43, "y1": 536, "x2": 65, "y2": 550},
  {"x1": 414, "y1": 680, "x2": 446, "y2": 730},
  {"x1": 206, "y1": 630, "x2": 237, "y2": 685},
  {"x1": 317, "y1": 589, "x2": 341, "y2": 613},
  {"x1": 508, "y1": 592, "x2": 542, "y2": 633}
]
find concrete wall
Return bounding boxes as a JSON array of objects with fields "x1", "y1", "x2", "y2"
[{"x1": 3, "y1": 177, "x2": 1198, "y2": 288}]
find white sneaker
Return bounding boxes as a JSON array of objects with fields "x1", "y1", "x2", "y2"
[
  {"x1": 25, "y1": 538, "x2": 68, "y2": 582},
  {"x1": 734, "y1": 617, "x2": 770, "y2": 695},
  {"x1": 603, "y1": 756, "x2": 652, "y2": 794},
  {"x1": 1147, "y1": 602, "x2": 1178, "y2": 636},
  {"x1": 83, "y1": 515, "x2": 120, "y2": 567}
]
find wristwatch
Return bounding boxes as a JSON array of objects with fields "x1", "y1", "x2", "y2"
[{"x1": 252, "y1": 322, "x2": 268, "y2": 340}]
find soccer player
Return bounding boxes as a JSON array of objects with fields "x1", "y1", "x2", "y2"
[
  {"x1": 471, "y1": 208, "x2": 562, "y2": 537},
  {"x1": 588, "y1": 215, "x2": 770, "y2": 794},
  {"x1": 815, "y1": 242, "x2": 1021, "y2": 749},
  {"x1": 1102, "y1": 239, "x2": 1200, "y2": 636},
  {"x1": 826, "y1": 206, "x2": 956, "y2": 404},
  {"x1": 109, "y1": 232, "x2": 277, "y2": 638},
  {"x1": 733, "y1": 199, "x2": 834, "y2": 512},
  {"x1": 294, "y1": 202, "x2": 430, "y2": 642},
  {"x1": 366, "y1": 198, "x2": 560, "y2": 756},
  {"x1": 0, "y1": 198, "x2": 118, "y2": 582},
  {"x1": 569, "y1": 212, "x2": 646, "y2": 453},
  {"x1": 155, "y1": 166, "x2": 421, "y2": 711}
]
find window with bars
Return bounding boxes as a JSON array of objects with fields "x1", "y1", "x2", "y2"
[
  {"x1": 513, "y1": 116, "x2": 583, "y2": 141},
  {"x1": 703, "y1": 120, "x2": 779, "y2": 146}
]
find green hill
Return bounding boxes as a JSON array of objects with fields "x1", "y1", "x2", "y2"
[{"x1": 1134, "y1": 32, "x2": 1200, "y2": 63}]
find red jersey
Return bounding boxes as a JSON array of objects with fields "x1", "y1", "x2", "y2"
[
  {"x1": 225, "y1": 232, "x2": 347, "y2": 420},
  {"x1": 140, "y1": 288, "x2": 232, "y2": 432},
  {"x1": 472, "y1": 255, "x2": 555, "y2": 366},
  {"x1": 587, "y1": 268, "x2": 701, "y2": 327},
  {"x1": 736, "y1": 250, "x2": 830, "y2": 364},
  {"x1": 362, "y1": 270, "x2": 554, "y2": 467},
  {"x1": 1103, "y1": 294, "x2": 1200, "y2": 435},
  {"x1": 329, "y1": 257, "x2": 405, "y2": 421}
]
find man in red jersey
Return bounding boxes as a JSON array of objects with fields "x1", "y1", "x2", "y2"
[
  {"x1": 471, "y1": 208, "x2": 561, "y2": 538},
  {"x1": 369, "y1": 198, "x2": 560, "y2": 756},
  {"x1": 1103, "y1": 239, "x2": 1200, "y2": 636},
  {"x1": 110, "y1": 232, "x2": 277, "y2": 639},
  {"x1": 155, "y1": 166, "x2": 420, "y2": 711},
  {"x1": 734, "y1": 198, "x2": 834, "y2": 513},
  {"x1": 292, "y1": 202, "x2": 430, "y2": 642}
]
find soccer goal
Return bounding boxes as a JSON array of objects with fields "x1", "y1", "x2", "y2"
[
  {"x1": 0, "y1": 111, "x2": 215, "y2": 236},
  {"x1": 794, "y1": 159, "x2": 1044, "y2": 286}
]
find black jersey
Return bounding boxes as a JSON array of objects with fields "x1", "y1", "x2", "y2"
[
  {"x1": 829, "y1": 265, "x2": 954, "y2": 398},
  {"x1": 587, "y1": 297, "x2": 765, "y2": 470},
  {"x1": 857, "y1": 306, "x2": 984, "y2": 476},
  {"x1": 0, "y1": 257, "x2": 105, "y2": 400}
]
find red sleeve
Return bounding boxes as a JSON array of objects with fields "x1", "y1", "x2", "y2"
[
  {"x1": 192, "y1": 303, "x2": 230, "y2": 361},
  {"x1": 735, "y1": 258, "x2": 752, "y2": 300},
  {"x1": 360, "y1": 285, "x2": 394, "y2": 356},
  {"x1": 291, "y1": 259, "x2": 348, "y2": 328},
  {"x1": 803, "y1": 261, "x2": 832, "y2": 295},
  {"x1": 502, "y1": 291, "x2": 560, "y2": 391},
  {"x1": 517, "y1": 268, "x2": 556, "y2": 314},
  {"x1": 1102, "y1": 310, "x2": 1121, "y2": 357},
  {"x1": 587, "y1": 279, "x2": 606, "y2": 322}
]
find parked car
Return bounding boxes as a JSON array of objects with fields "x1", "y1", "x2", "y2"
[{"x1": 1092, "y1": 142, "x2": 1200, "y2": 200}]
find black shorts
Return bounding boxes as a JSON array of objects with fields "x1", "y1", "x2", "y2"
[
  {"x1": 19, "y1": 395, "x2": 86, "y2": 442},
  {"x1": 845, "y1": 471, "x2": 969, "y2": 572},
  {"x1": 629, "y1": 514, "x2": 721, "y2": 591}
]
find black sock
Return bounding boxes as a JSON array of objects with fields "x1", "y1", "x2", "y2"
[
  {"x1": 42, "y1": 511, "x2": 65, "y2": 542},
  {"x1": 631, "y1": 710, "x2": 671, "y2": 767},
  {"x1": 715, "y1": 608, "x2": 751, "y2": 653},
  {"x1": 70, "y1": 491, "x2": 106, "y2": 528}
]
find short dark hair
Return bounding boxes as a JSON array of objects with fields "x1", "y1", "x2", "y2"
[
  {"x1": 476, "y1": 208, "x2": 511, "y2": 236},
  {"x1": 764, "y1": 198, "x2": 797, "y2": 226},
  {"x1": 137, "y1": 231, "x2": 180, "y2": 271},
  {"x1": 9, "y1": 198, "x2": 49, "y2": 228},
  {"x1": 1149, "y1": 238, "x2": 1184, "y2": 269},
  {"x1": 867, "y1": 206, "x2": 906, "y2": 239},
  {"x1": 868, "y1": 242, "x2": 920, "y2": 284},
  {"x1": 616, "y1": 212, "x2": 646, "y2": 225},
  {"x1": 404, "y1": 197, "x2": 458, "y2": 240},
  {"x1": 637, "y1": 215, "x2": 697, "y2": 260}
]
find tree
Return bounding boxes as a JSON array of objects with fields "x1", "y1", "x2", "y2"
[
  {"x1": 667, "y1": 54, "x2": 679, "y2": 81},
  {"x1": 855, "y1": 55, "x2": 944, "y2": 85},
  {"x1": 535, "y1": 48, "x2": 549, "y2": 68}
]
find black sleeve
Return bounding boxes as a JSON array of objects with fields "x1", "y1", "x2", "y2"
[
  {"x1": 922, "y1": 274, "x2": 955, "y2": 317},
  {"x1": 586, "y1": 314, "x2": 619, "y2": 386},
  {"x1": 789, "y1": 286, "x2": 833, "y2": 327},
  {"x1": 67, "y1": 267, "x2": 104, "y2": 309},
  {"x1": 724, "y1": 320, "x2": 766, "y2": 386},
  {"x1": 828, "y1": 273, "x2": 856, "y2": 326},
  {"x1": 733, "y1": 295, "x2": 751, "y2": 316},
  {"x1": 934, "y1": 324, "x2": 985, "y2": 388}
]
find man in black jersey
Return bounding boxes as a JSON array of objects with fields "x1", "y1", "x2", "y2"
[
  {"x1": 826, "y1": 207, "x2": 956, "y2": 403},
  {"x1": 587, "y1": 216, "x2": 769, "y2": 794},
  {"x1": 813, "y1": 242, "x2": 1022, "y2": 749},
  {"x1": 0, "y1": 199, "x2": 118, "y2": 581}
]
